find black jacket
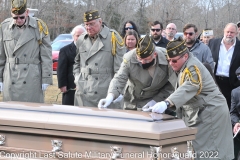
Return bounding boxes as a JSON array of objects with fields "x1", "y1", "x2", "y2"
[
  {"x1": 57, "y1": 42, "x2": 76, "y2": 90},
  {"x1": 208, "y1": 38, "x2": 240, "y2": 89},
  {"x1": 152, "y1": 36, "x2": 169, "y2": 48}
]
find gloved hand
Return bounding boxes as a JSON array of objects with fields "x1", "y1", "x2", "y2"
[
  {"x1": 0, "y1": 82, "x2": 3, "y2": 92},
  {"x1": 42, "y1": 84, "x2": 49, "y2": 91},
  {"x1": 74, "y1": 74, "x2": 80, "y2": 84},
  {"x1": 113, "y1": 94, "x2": 123, "y2": 103},
  {"x1": 152, "y1": 101, "x2": 167, "y2": 113},
  {"x1": 98, "y1": 93, "x2": 114, "y2": 108},
  {"x1": 142, "y1": 100, "x2": 156, "y2": 112}
]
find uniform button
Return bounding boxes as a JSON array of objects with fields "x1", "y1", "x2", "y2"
[
  {"x1": 12, "y1": 82, "x2": 15, "y2": 84},
  {"x1": 24, "y1": 68, "x2": 27, "y2": 71},
  {"x1": 95, "y1": 77, "x2": 98, "y2": 80},
  {"x1": 13, "y1": 54, "x2": 15, "y2": 56},
  {"x1": 23, "y1": 81, "x2": 26, "y2": 84},
  {"x1": 24, "y1": 54, "x2": 27, "y2": 57},
  {"x1": 95, "y1": 63, "x2": 98, "y2": 66},
  {"x1": 94, "y1": 91, "x2": 97, "y2": 94}
]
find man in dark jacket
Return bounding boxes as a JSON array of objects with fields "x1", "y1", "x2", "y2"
[
  {"x1": 150, "y1": 21, "x2": 169, "y2": 48},
  {"x1": 208, "y1": 23, "x2": 240, "y2": 109},
  {"x1": 230, "y1": 66, "x2": 240, "y2": 160},
  {"x1": 57, "y1": 25, "x2": 86, "y2": 105}
]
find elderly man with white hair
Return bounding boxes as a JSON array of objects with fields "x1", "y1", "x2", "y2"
[{"x1": 57, "y1": 25, "x2": 86, "y2": 105}]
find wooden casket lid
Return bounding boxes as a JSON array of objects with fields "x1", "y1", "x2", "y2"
[{"x1": 0, "y1": 101, "x2": 197, "y2": 145}]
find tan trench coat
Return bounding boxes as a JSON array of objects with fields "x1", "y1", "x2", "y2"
[
  {"x1": 0, "y1": 16, "x2": 52, "y2": 103},
  {"x1": 73, "y1": 25, "x2": 125, "y2": 108},
  {"x1": 108, "y1": 47, "x2": 175, "y2": 110},
  {"x1": 168, "y1": 53, "x2": 234, "y2": 160}
]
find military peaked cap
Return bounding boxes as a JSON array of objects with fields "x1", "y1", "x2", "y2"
[
  {"x1": 12, "y1": 0, "x2": 27, "y2": 15},
  {"x1": 83, "y1": 10, "x2": 100, "y2": 22},
  {"x1": 202, "y1": 30, "x2": 213, "y2": 36},
  {"x1": 166, "y1": 37, "x2": 188, "y2": 58},
  {"x1": 136, "y1": 34, "x2": 155, "y2": 58}
]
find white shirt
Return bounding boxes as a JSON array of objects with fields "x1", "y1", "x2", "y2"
[{"x1": 216, "y1": 39, "x2": 236, "y2": 77}]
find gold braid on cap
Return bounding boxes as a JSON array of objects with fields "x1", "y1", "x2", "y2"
[
  {"x1": 180, "y1": 65, "x2": 202, "y2": 95},
  {"x1": 12, "y1": 0, "x2": 26, "y2": 12},
  {"x1": 137, "y1": 37, "x2": 152, "y2": 56},
  {"x1": 111, "y1": 32, "x2": 124, "y2": 56},
  {"x1": 167, "y1": 40, "x2": 185, "y2": 52}
]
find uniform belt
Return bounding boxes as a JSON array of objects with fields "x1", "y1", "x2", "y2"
[
  {"x1": 80, "y1": 68, "x2": 113, "y2": 75},
  {"x1": 7, "y1": 58, "x2": 40, "y2": 64},
  {"x1": 215, "y1": 75, "x2": 229, "y2": 80}
]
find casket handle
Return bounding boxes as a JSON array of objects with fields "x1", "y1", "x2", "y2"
[
  {"x1": 150, "y1": 146, "x2": 162, "y2": 160},
  {"x1": 110, "y1": 146, "x2": 122, "y2": 160},
  {"x1": 0, "y1": 135, "x2": 5, "y2": 145},
  {"x1": 51, "y1": 140, "x2": 62, "y2": 152},
  {"x1": 187, "y1": 140, "x2": 194, "y2": 160}
]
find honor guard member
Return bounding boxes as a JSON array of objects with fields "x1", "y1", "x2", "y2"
[
  {"x1": 144, "y1": 37, "x2": 234, "y2": 159},
  {"x1": 73, "y1": 10, "x2": 125, "y2": 108},
  {"x1": 0, "y1": 0, "x2": 52, "y2": 102},
  {"x1": 98, "y1": 34, "x2": 174, "y2": 111}
]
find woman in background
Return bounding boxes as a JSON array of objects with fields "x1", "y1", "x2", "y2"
[
  {"x1": 124, "y1": 30, "x2": 139, "y2": 52},
  {"x1": 121, "y1": 20, "x2": 140, "y2": 39}
]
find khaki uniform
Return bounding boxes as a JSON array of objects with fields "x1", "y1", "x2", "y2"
[
  {"x1": 73, "y1": 25, "x2": 125, "y2": 108},
  {"x1": 108, "y1": 47, "x2": 174, "y2": 110},
  {"x1": 0, "y1": 16, "x2": 52, "y2": 103},
  {"x1": 168, "y1": 53, "x2": 234, "y2": 159}
]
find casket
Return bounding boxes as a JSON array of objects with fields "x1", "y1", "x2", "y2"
[{"x1": 0, "y1": 101, "x2": 197, "y2": 160}]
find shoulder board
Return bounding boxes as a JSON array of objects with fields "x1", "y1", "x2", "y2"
[
  {"x1": 110, "y1": 29, "x2": 124, "y2": 56},
  {"x1": 1, "y1": 18, "x2": 11, "y2": 25},
  {"x1": 36, "y1": 18, "x2": 49, "y2": 36},
  {"x1": 110, "y1": 29, "x2": 124, "y2": 44},
  {"x1": 181, "y1": 65, "x2": 202, "y2": 95}
]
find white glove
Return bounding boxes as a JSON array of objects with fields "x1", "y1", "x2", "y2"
[
  {"x1": 152, "y1": 101, "x2": 167, "y2": 113},
  {"x1": 0, "y1": 82, "x2": 3, "y2": 92},
  {"x1": 98, "y1": 94, "x2": 114, "y2": 108},
  {"x1": 42, "y1": 84, "x2": 49, "y2": 91},
  {"x1": 113, "y1": 94, "x2": 123, "y2": 103},
  {"x1": 142, "y1": 100, "x2": 156, "y2": 112},
  {"x1": 74, "y1": 74, "x2": 80, "y2": 84}
]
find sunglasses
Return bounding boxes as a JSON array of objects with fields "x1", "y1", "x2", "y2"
[
  {"x1": 184, "y1": 32, "x2": 194, "y2": 36},
  {"x1": 12, "y1": 16, "x2": 25, "y2": 20},
  {"x1": 125, "y1": 27, "x2": 133, "y2": 30},
  {"x1": 151, "y1": 29, "x2": 161, "y2": 32},
  {"x1": 167, "y1": 53, "x2": 185, "y2": 63}
]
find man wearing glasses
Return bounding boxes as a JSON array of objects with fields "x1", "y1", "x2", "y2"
[
  {"x1": 146, "y1": 37, "x2": 234, "y2": 160},
  {"x1": 150, "y1": 21, "x2": 169, "y2": 48},
  {"x1": 73, "y1": 10, "x2": 125, "y2": 108},
  {"x1": 165, "y1": 23, "x2": 177, "y2": 41},
  {"x1": 183, "y1": 23, "x2": 214, "y2": 70},
  {"x1": 0, "y1": 0, "x2": 52, "y2": 103},
  {"x1": 98, "y1": 34, "x2": 174, "y2": 112}
]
